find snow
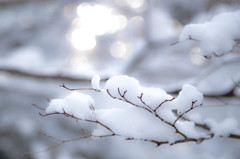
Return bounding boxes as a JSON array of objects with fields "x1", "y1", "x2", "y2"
[
  {"x1": 104, "y1": 75, "x2": 142, "y2": 103},
  {"x1": 176, "y1": 120, "x2": 208, "y2": 139},
  {"x1": 2, "y1": 1, "x2": 240, "y2": 159},
  {"x1": 140, "y1": 87, "x2": 173, "y2": 110},
  {"x1": 94, "y1": 107, "x2": 179, "y2": 142},
  {"x1": 179, "y1": 10, "x2": 240, "y2": 58},
  {"x1": 46, "y1": 91, "x2": 95, "y2": 120},
  {"x1": 91, "y1": 75, "x2": 101, "y2": 90},
  {"x1": 172, "y1": 84, "x2": 203, "y2": 114},
  {"x1": 44, "y1": 75, "x2": 210, "y2": 144},
  {"x1": 196, "y1": 60, "x2": 240, "y2": 96},
  {"x1": 44, "y1": 75, "x2": 211, "y2": 144},
  {"x1": 207, "y1": 118, "x2": 239, "y2": 137}
]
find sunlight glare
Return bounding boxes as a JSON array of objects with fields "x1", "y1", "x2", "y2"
[
  {"x1": 76, "y1": 3, "x2": 127, "y2": 35},
  {"x1": 70, "y1": 28, "x2": 96, "y2": 51},
  {"x1": 69, "y1": 3, "x2": 127, "y2": 51}
]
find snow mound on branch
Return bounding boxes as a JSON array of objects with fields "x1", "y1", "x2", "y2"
[
  {"x1": 179, "y1": 10, "x2": 240, "y2": 58},
  {"x1": 104, "y1": 75, "x2": 142, "y2": 103},
  {"x1": 46, "y1": 75, "x2": 209, "y2": 143},
  {"x1": 172, "y1": 84, "x2": 203, "y2": 114},
  {"x1": 207, "y1": 118, "x2": 239, "y2": 137},
  {"x1": 140, "y1": 87, "x2": 173, "y2": 110},
  {"x1": 46, "y1": 91, "x2": 95, "y2": 120},
  {"x1": 104, "y1": 75, "x2": 173, "y2": 109},
  {"x1": 176, "y1": 121, "x2": 207, "y2": 139},
  {"x1": 93, "y1": 107, "x2": 179, "y2": 142}
]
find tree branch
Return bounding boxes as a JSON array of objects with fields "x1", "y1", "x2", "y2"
[
  {"x1": 32, "y1": 84, "x2": 240, "y2": 154},
  {"x1": 0, "y1": 67, "x2": 108, "y2": 82}
]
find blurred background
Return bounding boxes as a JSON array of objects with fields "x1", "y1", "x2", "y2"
[{"x1": 0, "y1": 0, "x2": 240, "y2": 158}]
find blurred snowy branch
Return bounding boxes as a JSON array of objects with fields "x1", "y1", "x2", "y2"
[
  {"x1": 179, "y1": 10, "x2": 240, "y2": 58},
  {"x1": 0, "y1": 66, "x2": 108, "y2": 82}
]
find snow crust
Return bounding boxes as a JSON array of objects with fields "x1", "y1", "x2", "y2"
[{"x1": 179, "y1": 10, "x2": 240, "y2": 58}]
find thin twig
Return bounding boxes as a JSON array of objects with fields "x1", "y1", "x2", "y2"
[
  {"x1": 60, "y1": 83, "x2": 101, "y2": 92},
  {"x1": 137, "y1": 93, "x2": 153, "y2": 111},
  {"x1": 32, "y1": 104, "x2": 45, "y2": 111},
  {"x1": 154, "y1": 97, "x2": 175, "y2": 112},
  {"x1": 170, "y1": 35, "x2": 200, "y2": 46},
  {"x1": 173, "y1": 100, "x2": 200, "y2": 125},
  {"x1": 75, "y1": 120, "x2": 91, "y2": 136},
  {"x1": 32, "y1": 84, "x2": 240, "y2": 155},
  {"x1": 38, "y1": 131, "x2": 63, "y2": 142}
]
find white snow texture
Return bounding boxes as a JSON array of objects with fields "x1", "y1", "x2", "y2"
[
  {"x1": 45, "y1": 75, "x2": 238, "y2": 143},
  {"x1": 179, "y1": 10, "x2": 240, "y2": 58}
]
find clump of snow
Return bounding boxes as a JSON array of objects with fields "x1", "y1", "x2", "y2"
[
  {"x1": 176, "y1": 120, "x2": 208, "y2": 138},
  {"x1": 93, "y1": 107, "x2": 179, "y2": 142},
  {"x1": 46, "y1": 91, "x2": 95, "y2": 120},
  {"x1": 207, "y1": 118, "x2": 239, "y2": 137},
  {"x1": 91, "y1": 75, "x2": 101, "y2": 90},
  {"x1": 196, "y1": 61, "x2": 240, "y2": 96},
  {"x1": 179, "y1": 10, "x2": 240, "y2": 58},
  {"x1": 140, "y1": 87, "x2": 173, "y2": 110},
  {"x1": 172, "y1": 84, "x2": 203, "y2": 114},
  {"x1": 156, "y1": 107, "x2": 177, "y2": 124},
  {"x1": 104, "y1": 75, "x2": 142, "y2": 102},
  {"x1": 46, "y1": 75, "x2": 209, "y2": 144}
]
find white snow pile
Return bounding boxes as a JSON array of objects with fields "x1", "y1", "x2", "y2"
[
  {"x1": 207, "y1": 118, "x2": 240, "y2": 137},
  {"x1": 179, "y1": 10, "x2": 240, "y2": 58},
  {"x1": 45, "y1": 75, "x2": 239, "y2": 143},
  {"x1": 46, "y1": 92, "x2": 95, "y2": 120}
]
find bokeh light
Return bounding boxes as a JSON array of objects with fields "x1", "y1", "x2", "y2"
[
  {"x1": 126, "y1": 0, "x2": 145, "y2": 9},
  {"x1": 68, "y1": 3, "x2": 127, "y2": 52},
  {"x1": 110, "y1": 41, "x2": 127, "y2": 58},
  {"x1": 128, "y1": 16, "x2": 145, "y2": 29},
  {"x1": 70, "y1": 28, "x2": 96, "y2": 51}
]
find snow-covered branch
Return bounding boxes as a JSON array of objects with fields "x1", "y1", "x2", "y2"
[
  {"x1": 178, "y1": 10, "x2": 240, "y2": 58},
  {"x1": 34, "y1": 75, "x2": 240, "y2": 151}
]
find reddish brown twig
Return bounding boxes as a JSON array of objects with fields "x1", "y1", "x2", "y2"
[
  {"x1": 60, "y1": 83, "x2": 101, "y2": 92},
  {"x1": 106, "y1": 88, "x2": 153, "y2": 113},
  {"x1": 32, "y1": 104, "x2": 45, "y2": 111},
  {"x1": 137, "y1": 93, "x2": 153, "y2": 111},
  {"x1": 154, "y1": 97, "x2": 175, "y2": 112},
  {"x1": 173, "y1": 100, "x2": 201, "y2": 125},
  {"x1": 32, "y1": 84, "x2": 240, "y2": 155}
]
